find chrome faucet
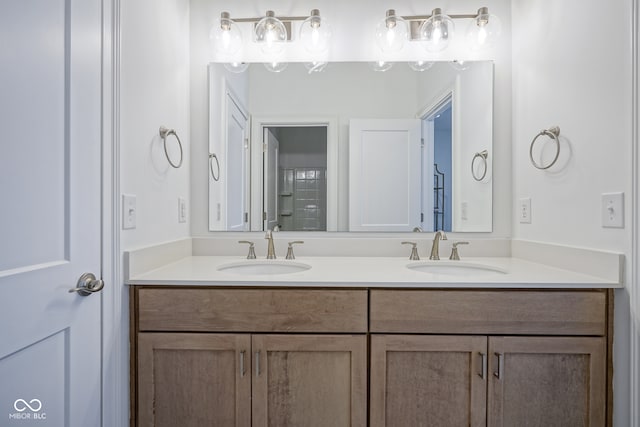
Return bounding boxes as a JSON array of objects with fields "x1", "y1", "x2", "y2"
[
  {"x1": 429, "y1": 230, "x2": 448, "y2": 260},
  {"x1": 265, "y1": 230, "x2": 276, "y2": 259}
]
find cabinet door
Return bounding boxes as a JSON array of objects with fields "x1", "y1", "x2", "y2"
[
  {"x1": 370, "y1": 335, "x2": 488, "y2": 427},
  {"x1": 137, "y1": 333, "x2": 251, "y2": 427},
  {"x1": 252, "y1": 334, "x2": 367, "y2": 427},
  {"x1": 488, "y1": 336, "x2": 606, "y2": 427}
]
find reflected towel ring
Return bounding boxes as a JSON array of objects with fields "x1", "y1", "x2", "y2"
[
  {"x1": 209, "y1": 153, "x2": 220, "y2": 181},
  {"x1": 159, "y1": 126, "x2": 183, "y2": 168},
  {"x1": 529, "y1": 126, "x2": 560, "y2": 170},
  {"x1": 471, "y1": 150, "x2": 489, "y2": 181}
]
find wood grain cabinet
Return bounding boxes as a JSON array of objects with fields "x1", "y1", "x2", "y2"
[
  {"x1": 369, "y1": 290, "x2": 611, "y2": 427},
  {"x1": 131, "y1": 287, "x2": 612, "y2": 427},
  {"x1": 131, "y1": 288, "x2": 368, "y2": 427}
]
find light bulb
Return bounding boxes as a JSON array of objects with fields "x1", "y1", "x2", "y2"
[
  {"x1": 408, "y1": 61, "x2": 434, "y2": 72},
  {"x1": 224, "y1": 62, "x2": 250, "y2": 73},
  {"x1": 420, "y1": 8, "x2": 455, "y2": 52},
  {"x1": 300, "y1": 10, "x2": 332, "y2": 54},
  {"x1": 255, "y1": 11, "x2": 287, "y2": 55},
  {"x1": 371, "y1": 60, "x2": 394, "y2": 72},
  {"x1": 465, "y1": 8, "x2": 502, "y2": 51},
  {"x1": 375, "y1": 10, "x2": 408, "y2": 52},
  {"x1": 264, "y1": 62, "x2": 288, "y2": 73},
  {"x1": 209, "y1": 12, "x2": 242, "y2": 57}
]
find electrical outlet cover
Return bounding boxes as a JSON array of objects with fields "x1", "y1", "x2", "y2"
[{"x1": 519, "y1": 197, "x2": 531, "y2": 224}]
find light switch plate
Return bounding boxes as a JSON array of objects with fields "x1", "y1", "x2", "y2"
[
  {"x1": 178, "y1": 197, "x2": 187, "y2": 223},
  {"x1": 602, "y1": 192, "x2": 624, "y2": 228},
  {"x1": 122, "y1": 194, "x2": 136, "y2": 229},
  {"x1": 519, "y1": 197, "x2": 531, "y2": 224}
]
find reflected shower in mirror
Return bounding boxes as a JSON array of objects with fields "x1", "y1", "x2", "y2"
[{"x1": 208, "y1": 61, "x2": 493, "y2": 232}]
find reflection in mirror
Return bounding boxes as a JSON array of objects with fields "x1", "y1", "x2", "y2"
[{"x1": 208, "y1": 61, "x2": 493, "y2": 232}]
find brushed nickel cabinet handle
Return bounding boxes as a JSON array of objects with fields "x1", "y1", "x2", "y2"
[
  {"x1": 239, "y1": 351, "x2": 245, "y2": 377},
  {"x1": 493, "y1": 352, "x2": 504, "y2": 379},
  {"x1": 479, "y1": 352, "x2": 487, "y2": 380}
]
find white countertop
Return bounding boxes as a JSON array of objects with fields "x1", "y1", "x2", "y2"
[{"x1": 126, "y1": 255, "x2": 622, "y2": 289}]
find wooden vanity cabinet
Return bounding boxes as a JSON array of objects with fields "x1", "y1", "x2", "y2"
[
  {"x1": 131, "y1": 287, "x2": 612, "y2": 427},
  {"x1": 131, "y1": 287, "x2": 368, "y2": 427},
  {"x1": 369, "y1": 289, "x2": 610, "y2": 427}
]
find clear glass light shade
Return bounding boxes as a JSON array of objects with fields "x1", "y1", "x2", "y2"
[
  {"x1": 264, "y1": 61, "x2": 288, "y2": 73},
  {"x1": 449, "y1": 60, "x2": 470, "y2": 71},
  {"x1": 371, "y1": 60, "x2": 394, "y2": 72},
  {"x1": 224, "y1": 62, "x2": 250, "y2": 73},
  {"x1": 465, "y1": 11, "x2": 502, "y2": 51},
  {"x1": 209, "y1": 15, "x2": 243, "y2": 56},
  {"x1": 255, "y1": 12, "x2": 287, "y2": 55},
  {"x1": 408, "y1": 60, "x2": 434, "y2": 72},
  {"x1": 375, "y1": 12, "x2": 408, "y2": 52},
  {"x1": 299, "y1": 13, "x2": 332, "y2": 54},
  {"x1": 420, "y1": 12, "x2": 455, "y2": 52},
  {"x1": 304, "y1": 61, "x2": 328, "y2": 73}
]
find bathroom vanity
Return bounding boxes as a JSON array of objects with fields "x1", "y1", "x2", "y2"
[{"x1": 127, "y1": 243, "x2": 620, "y2": 427}]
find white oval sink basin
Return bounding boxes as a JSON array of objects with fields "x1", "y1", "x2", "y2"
[
  {"x1": 217, "y1": 261, "x2": 311, "y2": 275},
  {"x1": 407, "y1": 261, "x2": 507, "y2": 276}
]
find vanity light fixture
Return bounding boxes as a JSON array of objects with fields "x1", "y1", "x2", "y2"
[
  {"x1": 254, "y1": 11, "x2": 288, "y2": 54},
  {"x1": 449, "y1": 60, "x2": 470, "y2": 71},
  {"x1": 465, "y1": 7, "x2": 502, "y2": 51},
  {"x1": 299, "y1": 9, "x2": 332, "y2": 54},
  {"x1": 264, "y1": 61, "x2": 288, "y2": 73},
  {"x1": 408, "y1": 60, "x2": 435, "y2": 72},
  {"x1": 420, "y1": 8, "x2": 455, "y2": 52},
  {"x1": 211, "y1": 9, "x2": 331, "y2": 64},
  {"x1": 375, "y1": 6, "x2": 499, "y2": 54},
  {"x1": 210, "y1": 12, "x2": 243, "y2": 56},
  {"x1": 371, "y1": 60, "x2": 394, "y2": 72},
  {"x1": 304, "y1": 61, "x2": 329, "y2": 73},
  {"x1": 223, "y1": 62, "x2": 250, "y2": 73},
  {"x1": 375, "y1": 9, "x2": 409, "y2": 52}
]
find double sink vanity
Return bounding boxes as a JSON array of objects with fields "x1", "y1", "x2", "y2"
[{"x1": 126, "y1": 236, "x2": 622, "y2": 427}]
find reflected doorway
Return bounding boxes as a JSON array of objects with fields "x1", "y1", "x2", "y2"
[
  {"x1": 422, "y1": 95, "x2": 453, "y2": 232},
  {"x1": 263, "y1": 126, "x2": 328, "y2": 231}
]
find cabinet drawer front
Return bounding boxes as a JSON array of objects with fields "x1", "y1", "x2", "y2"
[
  {"x1": 370, "y1": 290, "x2": 606, "y2": 335},
  {"x1": 138, "y1": 288, "x2": 368, "y2": 332}
]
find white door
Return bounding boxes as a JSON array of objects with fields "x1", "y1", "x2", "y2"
[
  {"x1": 0, "y1": 1, "x2": 103, "y2": 426},
  {"x1": 349, "y1": 119, "x2": 422, "y2": 232},
  {"x1": 225, "y1": 93, "x2": 249, "y2": 231},
  {"x1": 263, "y1": 128, "x2": 279, "y2": 231}
]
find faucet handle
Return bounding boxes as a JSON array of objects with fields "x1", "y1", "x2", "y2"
[
  {"x1": 401, "y1": 241, "x2": 420, "y2": 260},
  {"x1": 238, "y1": 240, "x2": 256, "y2": 259},
  {"x1": 449, "y1": 241, "x2": 469, "y2": 260},
  {"x1": 286, "y1": 241, "x2": 304, "y2": 260}
]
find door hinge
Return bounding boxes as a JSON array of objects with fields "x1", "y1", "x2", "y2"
[
  {"x1": 263, "y1": 143, "x2": 267, "y2": 152},
  {"x1": 263, "y1": 212, "x2": 267, "y2": 221},
  {"x1": 244, "y1": 212, "x2": 249, "y2": 223},
  {"x1": 421, "y1": 213, "x2": 424, "y2": 222},
  {"x1": 244, "y1": 138, "x2": 249, "y2": 149},
  {"x1": 420, "y1": 138, "x2": 425, "y2": 147}
]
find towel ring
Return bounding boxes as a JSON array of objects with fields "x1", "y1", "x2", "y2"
[
  {"x1": 209, "y1": 153, "x2": 220, "y2": 181},
  {"x1": 159, "y1": 126, "x2": 183, "y2": 168},
  {"x1": 529, "y1": 126, "x2": 560, "y2": 170},
  {"x1": 471, "y1": 150, "x2": 489, "y2": 181}
]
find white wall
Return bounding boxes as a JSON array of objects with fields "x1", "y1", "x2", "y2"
[
  {"x1": 511, "y1": 1, "x2": 633, "y2": 425},
  {"x1": 120, "y1": 0, "x2": 191, "y2": 250}
]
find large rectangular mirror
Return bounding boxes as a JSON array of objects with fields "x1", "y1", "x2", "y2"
[{"x1": 208, "y1": 61, "x2": 493, "y2": 232}]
